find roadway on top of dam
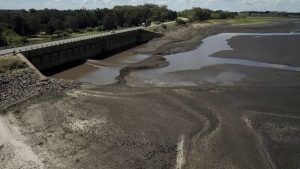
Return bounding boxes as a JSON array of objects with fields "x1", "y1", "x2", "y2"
[{"x1": 0, "y1": 27, "x2": 143, "y2": 56}]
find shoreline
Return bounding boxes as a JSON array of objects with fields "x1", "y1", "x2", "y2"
[
  {"x1": 117, "y1": 18, "x2": 300, "y2": 84},
  {"x1": 1, "y1": 18, "x2": 300, "y2": 169},
  {"x1": 137, "y1": 18, "x2": 299, "y2": 56}
]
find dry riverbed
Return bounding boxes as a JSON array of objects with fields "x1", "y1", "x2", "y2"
[{"x1": 1, "y1": 18, "x2": 300, "y2": 169}]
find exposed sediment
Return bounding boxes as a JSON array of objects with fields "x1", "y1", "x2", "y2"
[{"x1": 1, "y1": 18, "x2": 300, "y2": 169}]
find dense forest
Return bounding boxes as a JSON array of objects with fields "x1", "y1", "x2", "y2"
[
  {"x1": 0, "y1": 4, "x2": 299, "y2": 47},
  {"x1": 178, "y1": 8, "x2": 238, "y2": 21},
  {"x1": 0, "y1": 4, "x2": 177, "y2": 47}
]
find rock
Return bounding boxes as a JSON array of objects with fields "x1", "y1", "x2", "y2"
[{"x1": 0, "y1": 68, "x2": 79, "y2": 110}]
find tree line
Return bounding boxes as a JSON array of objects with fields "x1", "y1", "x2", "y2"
[
  {"x1": 1, "y1": 4, "x2": 299, "y2": 47},
  {"x1": 178, "y1": 8, "x2": 238, "y2": 21},
  {"x1": 178, "y1": 8, "x2": 300, "y2": 21},
  {"x1": 0, "y1": 4, "x2": 176, "y2": 46},
  {"x1": 240, "y1": 11, "x2": 300, "y2": 17}
]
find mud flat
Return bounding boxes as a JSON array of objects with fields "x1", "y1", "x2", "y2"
[
  {"x1": 1, "y1": 18, "x2": 300, "y2": 169},
  {"x1": 125, "y1": 32, "x2": 300, "y2": 87},
  {"x1": 212, "y1": 34, "x2": 300, "y2": 66}
]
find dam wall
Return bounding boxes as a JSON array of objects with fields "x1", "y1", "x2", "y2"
[{"x1": 21, "y1": 29, "x2": 160, "y2": 71}]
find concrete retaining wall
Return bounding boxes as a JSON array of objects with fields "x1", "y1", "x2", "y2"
[{"x1": 22, "y1": 29, "x2": 160, "y2": 71}]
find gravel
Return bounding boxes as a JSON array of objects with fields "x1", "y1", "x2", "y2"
[{"x1": 0, "y1": 68, "x2": 79, "y2": 110}]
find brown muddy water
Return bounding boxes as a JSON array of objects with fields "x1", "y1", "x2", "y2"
[
  {"x1": 53, "y1": 45, "x2": 148, "y2": 85},
  {"x1": 54, "y1": 33, "x2": 300, "y2": 86}
]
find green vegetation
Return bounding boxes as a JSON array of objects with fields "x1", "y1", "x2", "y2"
[
  {"x1": 208, "y1": 17, "x2": 276, "y2": 26},
  {"x1": 0, "y1": 5, "x2": 299, "y2": 48},
  {"x1": 178, "y1": 8, "x2": 238, "y2": 22},
  {"x1": 0, "y1": 56, "x2": 27, "y2": 73},
  {"x1": 179, "y1": 8, "x2": 299, "y2": 23},
  {"x1": 175, "y1": 18, "x2": 186, "y2": 25},
  {"x1": 161, "y1": 23, "x2": 167, "y2": 29},
  {"x1": 0, "y1": 33, "x2": 6, "y2": 47},
  {"x1": 1, "y1": 29, "x2": 27, "y2": 46},
  {"x1": 0, "y1": 4, "x2": 177, "y2": 47}
]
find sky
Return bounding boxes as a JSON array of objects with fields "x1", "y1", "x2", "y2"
[{"x1": 0, "y1": 0, "x2": 299, "y2": 12}]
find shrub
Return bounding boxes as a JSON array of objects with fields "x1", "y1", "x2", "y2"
[
  {"x1": 96, "y1": 26, "x2": 104, "y2": 32},
  {"x1": 53, "y1": 30, "x2": 63, "y2": 35},
  {"x1": 86, "y1": 27, "x2": 94, "y2": 32},
  {"x1": 0, "y1": 56, "x2": 27, "y2": 73},
  {"x1": 2, "y1": 29, "x2": 27, "y2": 46},
  {"x1": 0, "y1": 34, "x2": 7, "y2": 47},
  {"x1": 176, "y1": 18, "x2": 186, "y2": 25},
  {"x1": 52, "y1": 30, "x2": 66, "y2": 38},
  {"x1": 65, "y1": 28, "x2": 73, "y2": 35},
  {"x1": 62, "y1": 32, "x2": 69, "y2": 37}
]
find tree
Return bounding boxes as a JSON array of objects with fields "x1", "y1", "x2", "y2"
[
  {"x1": 29, "y1": 8, "x2": 37, "y2": 14},
  {"x1": 25, "y1": 17, "x2": 41, "y2": 35},
  {"x1": 0, "y1": 34, "x2": 6, "y2": 47},
  {"x1": 65, "y1": 16, "x2": 79, "y2": 32},
  {"x1": 10, "y1": 14, "x2": 27, "y2": 36},
  {"x1": 190, "y1": 8, "x2": 211, "y2": 21},
  {"x1": 0, "y1": 23, "x2": 7, "y2": 47},
  {"x1": 2, "y1": 29, "x2": 27, "y2": 45},
  {"x1": 45, "y1": 21, "x2": 56, "y2": 35},
  {"x1": 113, "y1": 8, "x2": 125, "y2": 27},
  {"x1": 211, "y1": 10, "x2": 237, "y2": 19},
  {"x1": 53, "y1": 30, "x2": 63, "y2": 38},
  {"x1": 103, "y1": 12, "x2": 117, "y2": 30},
  {"x1": 40, "y1": 12, "x2": 51, "y2": 24},
  {"x1": 52, "y1": 19, "x2": 65, "y2": 31},
  {"x1": 65, "y1": 28, "x2": 73, "y2": 35}
]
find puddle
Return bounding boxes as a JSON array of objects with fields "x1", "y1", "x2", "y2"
[{"x1": 126, "y1": 33, "x2": 300, "y2": 87}]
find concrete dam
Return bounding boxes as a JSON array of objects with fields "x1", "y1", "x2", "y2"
[{"x1": 15, "y1": 28, "x2": 161, "y2": 72}]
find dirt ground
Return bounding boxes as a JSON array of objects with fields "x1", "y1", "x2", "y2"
[{"x1": 1, "y1": 18, "x2": 300, "y2": 169}]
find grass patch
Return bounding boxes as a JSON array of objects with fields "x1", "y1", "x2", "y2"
[
  {"x1": 208, "y1": 17, "x2": 280, "y2": 26},
  {"x1": 0, "y1": 56, "x2": 27, "y2": 73}
]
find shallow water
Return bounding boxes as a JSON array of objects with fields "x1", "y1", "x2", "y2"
[
  {"x1": 53, "y1": 44, "x2": 148, "y2": 85},
  {"x1": 78, "y1": 54, "x2": 148, "y2": 85},
  {"x1": 102, "y1": 52, "x2": 148, "y2": 64},
  {"x1": 78, "y1": 67, "x2": 120, "y2": 84},
  {"x1": 126, "y1": 33, "x2": 300, "y2": 87},
  {"x1": 54, "y1": 32, "x2": 300, "y2": 86}
]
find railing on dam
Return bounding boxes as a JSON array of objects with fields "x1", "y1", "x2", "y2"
[{"x1": 0, "y1": 27, "x2": 143, "y2": 55}]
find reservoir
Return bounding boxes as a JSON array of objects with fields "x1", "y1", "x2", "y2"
[{"x1": 53, "y1": 32, "x2": 300, "y2": 86}]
